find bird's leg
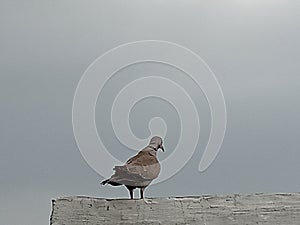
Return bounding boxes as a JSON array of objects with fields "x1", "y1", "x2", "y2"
[
  {"x1": 126, "y1": 186, "x2": 134, "y2": 199},
  {"x1": 129, "y1": 188, "x2": 134, "y2": 199},
  {"x1": 140, "y1": 187, "x2": 145, "y2": 199},
  {"x1": 140, "y1": 187, "x2": 153, "y2": 204}
]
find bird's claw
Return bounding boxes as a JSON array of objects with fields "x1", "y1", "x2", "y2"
[
  {"x1": 142, "y1": 198, "x2": 157, "y2": 204},
  {"x1": 143, "y1": 198, "x2": 151, "y2": 204}
]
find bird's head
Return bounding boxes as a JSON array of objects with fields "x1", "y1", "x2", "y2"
[{"x1": 149, "y1": 136, "x2": 164, "y2": 152}]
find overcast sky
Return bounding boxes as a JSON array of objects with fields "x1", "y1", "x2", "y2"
[{"x1": 1, "y1": 1, "x2": 300, "y2": 224}]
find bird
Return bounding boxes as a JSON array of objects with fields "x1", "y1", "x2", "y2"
[{"x1": 101, "y1": 136, "x2": 164, "y2": 200}]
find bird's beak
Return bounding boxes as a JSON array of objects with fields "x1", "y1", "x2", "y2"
[{"x1": 160, "y1": 145, "x2": 165, "y2": 152}]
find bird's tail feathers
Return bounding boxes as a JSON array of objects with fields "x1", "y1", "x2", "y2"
[
  {"x1": 101, "y1": 178, "x2": 122, "y2": 186},
  {"x1": 100, "y1": 179, "x2": 109, "y2": 185}
]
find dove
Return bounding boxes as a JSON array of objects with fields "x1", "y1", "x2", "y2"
[{"x1": 101, "y1": 136, "x2": 164, "y2": 199}]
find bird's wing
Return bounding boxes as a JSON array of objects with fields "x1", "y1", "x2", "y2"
[
  {"x1": 126, "y1": 151, "x2": 160, "y2": 179},
  {"x1": 126, "y1": 150, "x2": 158, "y2": 166},
  {"x1": 107, "y1": 150, "x2": 160, "y2": 187}
]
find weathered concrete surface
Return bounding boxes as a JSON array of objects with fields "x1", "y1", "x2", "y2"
[{"x1": 50, "y1": 193, "x2": 300, "y2": 225}]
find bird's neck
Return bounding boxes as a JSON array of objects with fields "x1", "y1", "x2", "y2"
[{"x1": 148, "y1": 144, "x2": 158, "y2": 151}]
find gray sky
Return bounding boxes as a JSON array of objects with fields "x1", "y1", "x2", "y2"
[{"x1": 1, "y1": 0, "x2": 300, "y2": 224}]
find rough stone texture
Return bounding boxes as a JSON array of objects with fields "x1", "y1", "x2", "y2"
[{"x1": 50, "y1": 193, "x2": 300, "y2": 225}]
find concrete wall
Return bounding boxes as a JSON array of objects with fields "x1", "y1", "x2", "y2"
[{"x1": 50, "y1": 193, "x2": 300, "y2": 225}]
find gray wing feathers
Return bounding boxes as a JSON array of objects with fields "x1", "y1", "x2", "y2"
[
  {"x1": 103, "y1": 149, "x2": 161, "y2": 187},
  {"x1": 108, "y1": 164, "x2": 159, "y2": 187}
]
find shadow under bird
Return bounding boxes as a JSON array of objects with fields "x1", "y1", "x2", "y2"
[{"x1": 101, "y1": 136, "x2": 164, "y2": 199}]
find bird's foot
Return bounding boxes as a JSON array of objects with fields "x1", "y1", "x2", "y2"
[
  {"x1": 143, "y1": 198, "x2": 151, "y2": 204},
  {"x1": 142, "y1": 198, "x2": 158, "y2": 204}
]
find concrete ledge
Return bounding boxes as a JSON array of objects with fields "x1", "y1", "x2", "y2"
[{"x1": 50, "y1": 193, "x2": 300, "y2": 225}]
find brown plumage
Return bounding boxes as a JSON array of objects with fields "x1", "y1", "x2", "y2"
[{"x1": 101, "y1": 136, "x2": 164, "y2": 199}]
